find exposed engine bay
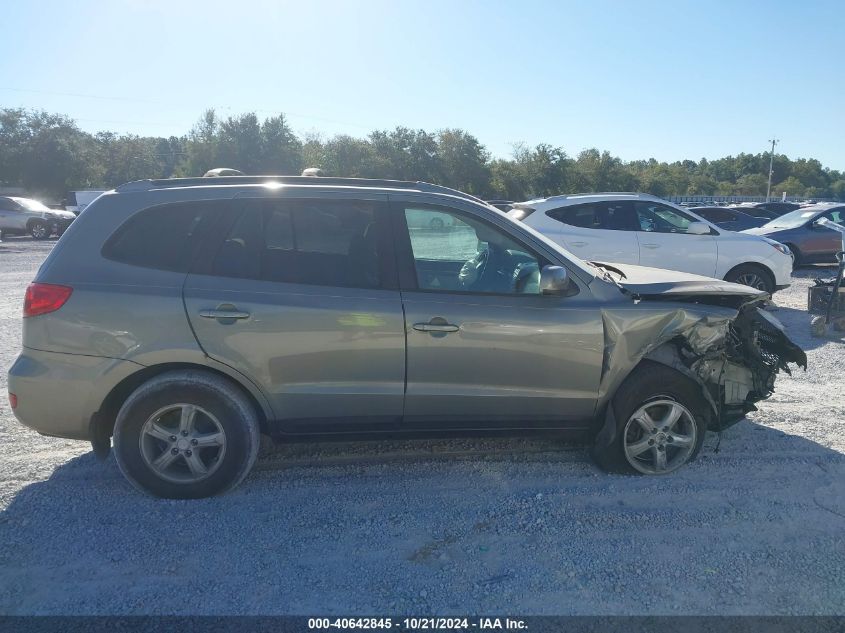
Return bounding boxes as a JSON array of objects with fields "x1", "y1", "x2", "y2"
[{"x1": 592, "y1": 263, "x2": 807, "y2": 431}]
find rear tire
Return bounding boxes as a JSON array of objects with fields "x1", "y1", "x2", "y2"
[
  {"x1": 591, "y1": 363, "x2": 709, "y2": 475},
  {"x1": 724, "y1": 263, "x2": 774, "y2": 294},
  {"x1": 113, "y1": 370, "x2": 260, "y2": 499}
]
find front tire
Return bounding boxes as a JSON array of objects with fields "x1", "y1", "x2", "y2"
[
  {"x1": 724, "y1": 264, "x2": 774, "y2": 294},
  {"x1": 29, "y1": 220, "x2": 50, "y2": 240},
  {"x1": 113, "y1": 370, "x2": 260, "y2": 498},
  {"x1": 591, "y1": 363, "x2": 709, "y2": 475}
]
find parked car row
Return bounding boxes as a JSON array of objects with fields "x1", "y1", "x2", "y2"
[
  {"x1": 8, "y1": 175, "x2": 806, "y2": 498},
  {"x1": 0, "y1": 196, "x2": 76, "y2": 240},
  {"x1": 743, "y1": 203, "x2": 845, "y2": 266}
]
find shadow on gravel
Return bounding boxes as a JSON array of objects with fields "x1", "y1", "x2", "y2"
[
  {"x1": 1, "y1": 424, "x2": 844, "y2": 615},
  {"x1": 768, "y1": 305, "x2": 845, "y2": 351}
]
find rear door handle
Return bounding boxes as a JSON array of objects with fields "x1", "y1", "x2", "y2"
[
  {"x1": 641, "y1": 243, "x2": 660, "y2": 249},
  {"x1": 570, "y1": 241, "x2": 588, "y2": 247},
  {"x1": 199, "y1": 307, "x2": 250, "y2": 320}
]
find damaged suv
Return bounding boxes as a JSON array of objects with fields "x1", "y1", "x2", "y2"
[{"x1": 7, "y1": 177, "x2": 806, "y2": 498}]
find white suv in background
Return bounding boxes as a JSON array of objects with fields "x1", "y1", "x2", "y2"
[{"x1": 508, "y1": 193, "x2": 792, "y2": 293}]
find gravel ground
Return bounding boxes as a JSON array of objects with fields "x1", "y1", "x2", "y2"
[{"x1": 0, "y1": 236, "x2": 843, "y2": 615}]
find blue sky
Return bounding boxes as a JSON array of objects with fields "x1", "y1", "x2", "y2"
[{"x1": 2, "y1": 0, "x2": 844, "y2": 169}]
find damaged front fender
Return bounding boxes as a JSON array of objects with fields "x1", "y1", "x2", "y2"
[{"x1": 595, "y1": 298, "x2": 806, "y2": 444}]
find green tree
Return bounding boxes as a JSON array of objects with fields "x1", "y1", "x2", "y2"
[
  {"x1": 771, "y1": 176, "x2": 806, "y2": 197},
  {"x1": 260, "y1": 113, "x2": 302, "y2": 174},
  {"x1": 435, "y1": 129, "x2": 491, "y2": 196}
]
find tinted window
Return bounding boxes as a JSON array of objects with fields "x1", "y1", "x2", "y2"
[
  {"x1": 547, "y1": 202, "x2": 633, "y2": 231},
  {"x1": 635, "y1": 202, "x2": 702, "y2": 234},
  {"x1": 211, "y1": 199, "x2": 380, "y2": 288},
  {"x1": 0, "y1": 197, "x2": 20, "y2": 211},
  {"x1": 403, "y1": 206, "x2": 548, "y2": 295},
  {"x1": 103, "y1": 202, "x2": 222, "y2": 272},
  {"x1": 696, "y1": 208, "x2": 734, "y2": 223}
]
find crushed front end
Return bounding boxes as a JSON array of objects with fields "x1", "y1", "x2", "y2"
[{"x1": 673, "y1": 300, "x2": 807, "y2": 427}]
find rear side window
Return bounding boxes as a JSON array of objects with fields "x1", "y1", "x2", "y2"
[
  {"x1": 547, "y1": 202, "x2": 633, "y2": 231},
  {"x1": 211, "y1": 199, "x2": 381, "y2": 288},
  {"x1": 697, "y1": 208, "x2": 734, "y2": 223},
  {"x1": 102, "y1": 202, "x2": 222, "y2": 272}
]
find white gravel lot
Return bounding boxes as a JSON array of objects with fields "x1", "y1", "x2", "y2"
[{"x1": 0, "y1": 236, "x2": 843, "y2": 615}]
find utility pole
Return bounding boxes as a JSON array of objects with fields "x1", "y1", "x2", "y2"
[{"x1": 766, "y1": 138, "x2": 778, "y2": 202}]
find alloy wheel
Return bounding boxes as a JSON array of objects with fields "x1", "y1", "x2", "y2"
[
  {"x1": 734, "y1": 272, "x2": 767, "y2": 290},
  {"x1": 623, "y1": 398, "x2": 697, "y2": 474},
  {"x1": 139, "y1": 404, "x2": 226, "y2": 483}
]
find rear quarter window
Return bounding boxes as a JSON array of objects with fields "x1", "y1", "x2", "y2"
[{"x1": 102, "y1": 201, "x2": 223, "y2": 272}]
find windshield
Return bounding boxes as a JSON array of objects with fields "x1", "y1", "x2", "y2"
[
  {"x1": 9, "y1": 197, "x2": 50, "y2": 212},
  {"x1": 763, "y1": 209, "x2": 819, "y2": 229}
]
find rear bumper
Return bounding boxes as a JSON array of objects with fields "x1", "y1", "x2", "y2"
[{"x1": 7, "y1": 347, "x2": 141, "y2": 441}]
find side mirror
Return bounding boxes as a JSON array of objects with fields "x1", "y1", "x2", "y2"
[
  {"x1": 539, "y1": 265, "x2": 572, "y2": 295},
  {"x1": 687, "y1": 221, "x2": 711, "y2": 235}
]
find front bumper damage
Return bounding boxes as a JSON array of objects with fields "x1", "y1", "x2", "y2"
[{"x1": 595, "y1": 297, "x2": 806, "y2": 443}]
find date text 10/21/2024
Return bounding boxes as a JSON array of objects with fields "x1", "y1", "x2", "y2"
[{"x1": 307, "y1": 618, "x2": 528, "y2": 630}]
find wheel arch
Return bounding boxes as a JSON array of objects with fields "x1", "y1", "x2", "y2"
[
  {"x1": 593, "y1": 344, "x2": 718, "y2": 450},
  {"x1": 26, "y1": 217, "x2": 48, "y2": 229},
  {"x1": 723, "y1": 261, "x2": 775, "y2": 290},
  {"x1": 90, "y1": 362, "x2": 272, "y2": 458}
]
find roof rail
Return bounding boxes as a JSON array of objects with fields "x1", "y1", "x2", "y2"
[{"x1": 116, "y1": 175, "x2": 486, "y2": 204}]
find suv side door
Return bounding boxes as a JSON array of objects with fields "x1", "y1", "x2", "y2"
[
  {"x1": 183, "y1": 191, "x2": 406, "y2": 432},
  {"x1": 543, "y1": 201, "x2": 640, "y2": 264},
  {"x1": 634, "y1": 201, "x2": 718, "y2": 277},
  {"x1": 804, "y1": 207, "x2": 845, "y2": 260},
  {"x1": 391, "y1": 195, "x2": 605, "y2": 428}
]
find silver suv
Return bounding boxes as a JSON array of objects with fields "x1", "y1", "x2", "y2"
[
  {"x1": 0, "y1": 196, "x2": 76, "y2": 240},
  {"x1": 8, "y1": 176, "x2": 806, "y2": 498}
]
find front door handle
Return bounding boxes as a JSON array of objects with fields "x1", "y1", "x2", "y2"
[
  {"x1": 641, "y1": 243, "x2": 660, "y2": 249},
  {"x1": 413, "y1": 317, "x2": 459, "y2": 333},
  {"x1": 570, "y1": 241, "x2": 588, "y2": 247},
  {"x1": 199, "y1": 305, "x2": 250, "y2": 320}
]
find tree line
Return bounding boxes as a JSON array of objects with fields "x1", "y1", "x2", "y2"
[{"x1": 2, "y1": 107, "x2": 843, "y2": 202}]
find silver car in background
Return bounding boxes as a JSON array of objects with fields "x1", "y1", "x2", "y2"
[
  {"x1": 0, "y1": 196, "x2": 76, "y2": 239},
  {"x1": 7, "y1": 176, "x2": 805, "y2": 498}
]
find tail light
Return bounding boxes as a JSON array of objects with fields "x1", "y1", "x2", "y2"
[
  {"x1": 8, "y1": 393, "x2": 17, "y2": 409},
  {"x1": 23, "y1": 283, "x2": 73, "y2": 318}
]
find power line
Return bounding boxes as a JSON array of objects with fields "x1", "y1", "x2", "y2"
[{"x1": 766, "y1": 137, "x2": 779, "y2": 202}]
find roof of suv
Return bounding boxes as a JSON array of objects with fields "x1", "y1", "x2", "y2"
[
  {"x1": 514, "y1": 192, "x2": 668, "y2": 209},
  {"x1": 116, "y1": 175, "x2": 488, "y2": 206}
]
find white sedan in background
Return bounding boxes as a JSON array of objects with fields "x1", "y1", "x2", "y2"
[{"x1": 507, "y1": 192, "x2": 793, "y2": 293}]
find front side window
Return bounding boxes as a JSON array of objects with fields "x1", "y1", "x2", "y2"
[
  {"x1": 403, "y1": 207, "x2": 546, "y2": 295},
  {"x1": 822, "y1": 208, "x2": 845, "y2": 225},
  {"x1": 103, "y1": 202, "x2": 221, "y2": 272},
  {"x1": 211, "y1": 199, "x2": 380, "y2": 288},
  {"x1": 635, "y1": 202, "x2": 700, "y2": 234},
  {"x1": 547, "y1": 202, "x2": 633, "y2": 231}
]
